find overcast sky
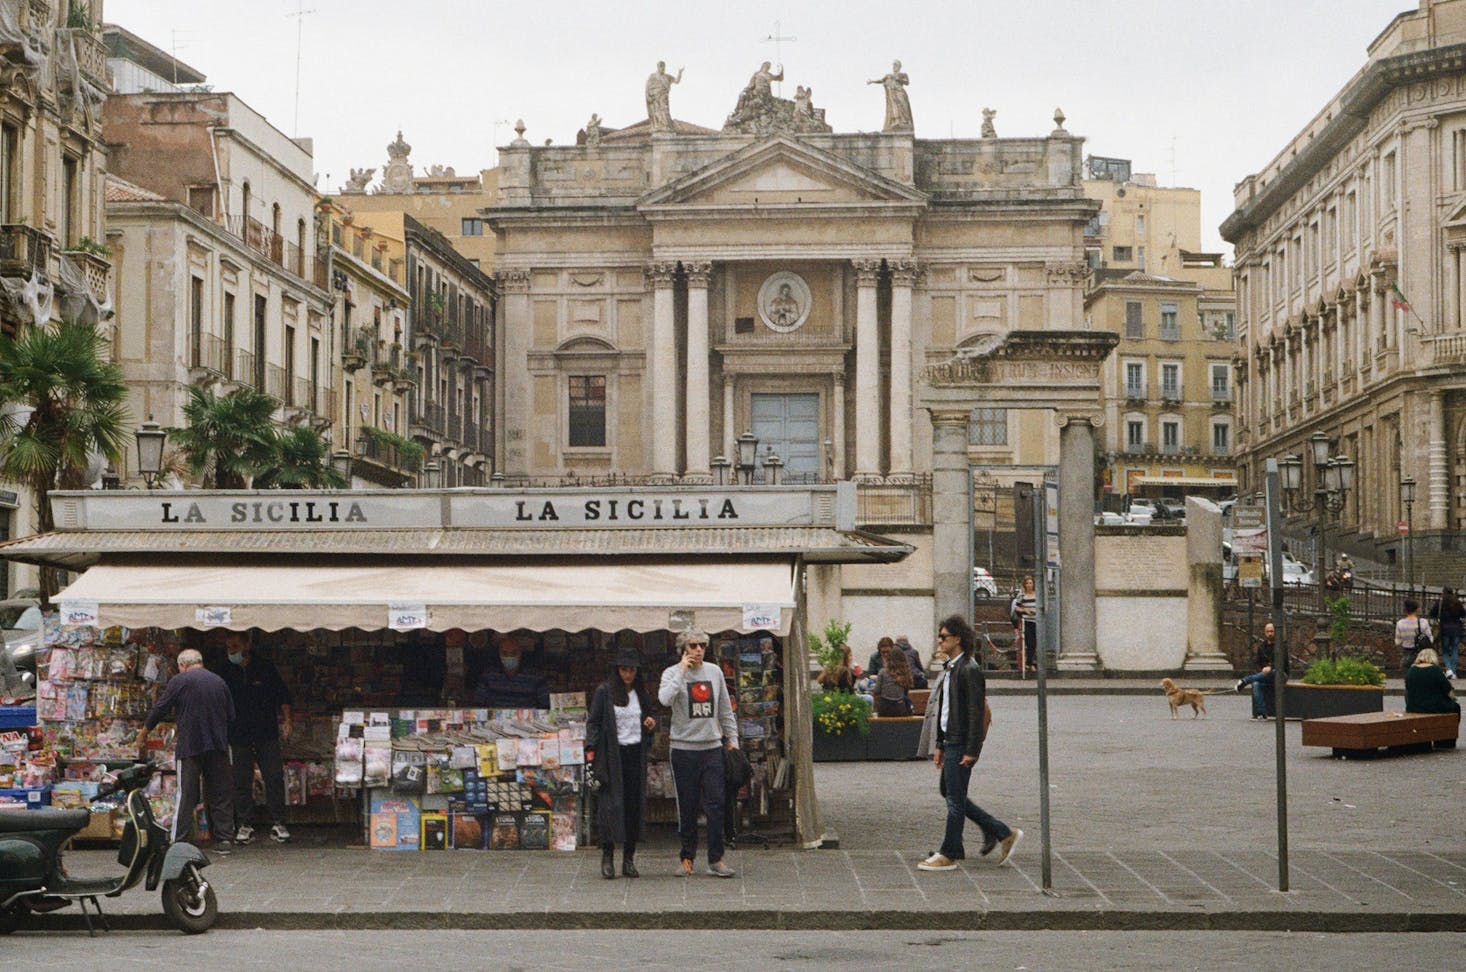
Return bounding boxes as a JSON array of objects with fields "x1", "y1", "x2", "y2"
[{"x1": 108, "y1": 0, "x2": 1414, "y2": 256}]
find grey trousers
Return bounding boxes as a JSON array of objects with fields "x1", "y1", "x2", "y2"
[{"x1": 175, "y1": 749, "x2": 234, "y2": 844}]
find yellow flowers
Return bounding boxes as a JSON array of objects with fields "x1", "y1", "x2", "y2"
[{"x1": 813, "y1": 690, "x2": 872, "y2": 737}]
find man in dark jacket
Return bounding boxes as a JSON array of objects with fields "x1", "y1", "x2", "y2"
[
  {"x1": 141, "y1": 648, "x2": 235, "y2": 850},
  {"x1": 221, "y1": 632, "x2": 294, "y2": 844},
  {"x1": 1235, "y1": 622, "x2": 1287, "y2": 719},
  {"x1": 917, "y1": 615, "x2": 1020, "y2": 872},
  {"x1": 473, "y1": 635, "x2": 551, "y2": 710}
]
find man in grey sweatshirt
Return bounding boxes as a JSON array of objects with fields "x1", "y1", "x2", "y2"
[{"x1": 658, "y1": 627, "x2": 739, "y2": 877}]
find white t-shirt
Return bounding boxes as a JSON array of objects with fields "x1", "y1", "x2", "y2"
[{"x1": 613, "y1": 692, "x2": 643, "y2": 746}]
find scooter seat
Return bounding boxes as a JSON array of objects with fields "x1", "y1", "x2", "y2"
[{"x1": 0, "y1": 807, "x2": 93, "y2": 833}]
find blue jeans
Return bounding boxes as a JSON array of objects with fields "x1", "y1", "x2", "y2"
[
  {"x1": 1240, "y1": 671, "x2": 1274, "y2": 718},
  {"x1": 1441, "y1": 633, "x2": 1461, "y2": 674},
  {"x1": 939, "y1": 744, "x2": 1010, "y2": 859}
]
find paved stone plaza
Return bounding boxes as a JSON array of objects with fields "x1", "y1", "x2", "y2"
[{"x1": 26, "y1": 692, "x2": 1465, "y2": 932}]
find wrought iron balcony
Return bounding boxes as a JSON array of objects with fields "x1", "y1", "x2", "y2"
[{"x1": 0, "y1": 224, "x2": 52, "y2": 279}]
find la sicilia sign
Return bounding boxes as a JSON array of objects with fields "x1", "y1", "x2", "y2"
[{"x1": 48, "y1": 485, "x2": 855, "y2": 533}]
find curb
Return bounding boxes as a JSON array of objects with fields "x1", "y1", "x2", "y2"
[{"x1": 21, "y1": 908, "x2": 1466, "y2": 934}]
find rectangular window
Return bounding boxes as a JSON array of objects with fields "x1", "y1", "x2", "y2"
[
  {"x1": 1211, "y1": 363, "x2": 1231, "y2": 401},
  {"x1": 1162, "y1": 421, "x2": 1180, "y2": 452},
  {"x1": 1124, "y1": 301, "x2": 1143, "y2": 338},
  {"x1": 1135, "y1": 214, "x2": 1145, "y2": 235},
  {"x1": 1345, "y1": 191, "x2": 1357, "y2": 249},
  {"x1": 0, "y1": 123, "x2": 16, "y2": 223},
  {"x1": 1383, "y1": 152, "x2": 1396, "y2": 209},
  {"x1": 568, "y1": 375, "x2": 607, "y2": 448},
  {"x1": 1125, "y1": 362, "x2": 1144, "y2": 399},
  {"x1": 968, "y1": 407, "x2": 1007, "y2": 446},
  {"x1": 1126, "y1": 420, "x2": 1144, "y2": 449},
  {"x1": 60, "y1": 155, "x2": 78, "y2": 247},
  {"x1": 1159, "y1": 303, "x2": 1179, "y2": 340},
  {"x1": 222, "y1": 292, "x2": 235, "y2": 378},
  {"x1": 1161, "y1": 363, "x2": 1180, "y2": 400},
  {"x1": 1137, "y1": 245, "x2": 1145, "y2": 272},
  {"x1": 1112, "y1": 245, "x2": 1133, "y2": 262},
  {"x1": 189, "y1": 276, "x2": 204, "y2": 368},
  {"x1": 461, "y1": 218, "x2": 484, "y2": 236},
  {"x1": 1212, "y1": 422, "x2": 1231, "y2": 453}
]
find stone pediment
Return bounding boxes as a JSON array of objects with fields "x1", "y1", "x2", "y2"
[{"x1": 639, "y1": 136, "x2": 927, "y2": 212}]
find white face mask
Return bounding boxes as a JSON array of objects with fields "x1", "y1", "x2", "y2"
[
  {"x1": 228, "y1": 652, "x2": 245, "y2": 666},
  {"x1": 501, "y1": 654, "x2": 520, "y2": 674}
]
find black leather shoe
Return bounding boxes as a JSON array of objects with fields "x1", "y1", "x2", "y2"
[
  {"x1": 622, "y1": 856, "x2": 639, "y2": 878},
  {"x1": 979, "y1": 834, "x2": 998, "y2": 857},
  {"x1": 601, "y1": 848, "x2": 616, "y2": 879}
]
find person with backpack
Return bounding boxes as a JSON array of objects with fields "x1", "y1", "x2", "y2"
[{"x1": 1396, "y1": 599, "x2": 1433, "y2": 672}]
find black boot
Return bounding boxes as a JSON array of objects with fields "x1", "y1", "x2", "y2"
[
  {"x1": 622, "y1": 843, "x2": 639, "y2": 878},
  {"x1": 601, "y1": 845, "x2": 616, "y2": 879}
]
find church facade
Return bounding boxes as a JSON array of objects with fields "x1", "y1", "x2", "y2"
[{"x1": 486, "y1": 67, "x2": 1098, "y2": 642}]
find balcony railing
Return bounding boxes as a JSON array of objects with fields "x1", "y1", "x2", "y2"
[
  {"x1": 1124, "y1": 385, "x2": 1145, "y2": 400},
  {"x1": 1211, "y1": 387, "x2": 1232, "y2": 403},
  {"x1": 265, "y1": 364, "x2": 289, "y2": 403},
  {"x1": 1125, "y1": 441, "x2": 1156, "y2": 455},
  {"x1": 0, "y1": 224, "x2": 52, "y2": 279},
  {"x1": 413, "y1": 401, "x2": 445, "y2": 435},
  {"x1": 234, "y1": 349, "x2": 257, "y2": 388},
  {"x1": 294, "y1": 377, "x2": 325, "y2": 415},
  {"x1": 1160, "y1": 441, "x2": 1183, "y2": 455},
  {"x1": 193, "y1": 333, "x2": 229, "y2": 375},
  {"x1": 447, "y1": 412, "x2": 462, "y2": 444},
  {"x1": 1160, "y1": 384, "x2": 1181, "y2": 401},
  {"x1": 224, "y1": 215, "x2": 322, "y2": 288},
  {"x1": 58, "y1": 28, "x2": 108, "y2": 89},
  {"x1": 855, "y1": 477, "x2": 933, "y2": 527}
]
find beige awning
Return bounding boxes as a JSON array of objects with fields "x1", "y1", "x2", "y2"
[
  {"x1": 54, "y1": 559, "x2": 797, "y2": 635},
  {"x1": 1130, "y1": 475, "x2": 1236, "y2": 488}
]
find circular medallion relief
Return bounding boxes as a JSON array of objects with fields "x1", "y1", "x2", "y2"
[{"x1": 757, "y1": 272, "x2": 812, "y2": 333}]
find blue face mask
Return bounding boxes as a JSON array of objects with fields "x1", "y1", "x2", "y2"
[
  {"x1": 227, "y1": 652, "x2": 245, "y2": 666},
  {"x1": 501, "y1": 654, "x2": 520, "y2": 674}
]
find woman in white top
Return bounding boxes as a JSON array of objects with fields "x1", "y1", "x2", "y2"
[
  {"x1": 1395, "y1": 598, "x2": 1433, "y2": 671},
  {"x1": 586, "y1": 646, "x2": 657, "y2": 879}
]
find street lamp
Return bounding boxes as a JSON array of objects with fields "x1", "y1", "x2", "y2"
[
  {"x1": 735, "y1": 431, "x2": 759, "y2": 486},
  {"x1": 135, "y1": 417, "x2": 166, "y2": 489},
  {"x1": 1401, "y1": 476, "x2": 1417, "y2": 596},
  {"x1": 761, "y1": 447, "x2": 784, "y2": 487},
  {"x1": 711, "y1": 455, "x2": 731, "y2": 486},
  {"x1": 1277, "y1": 433, "x2": 1352, "y2": 596},
  {"x1": 423, "y1": 458, "x2": 441, "y2": 489},
  {"x1": 329, "y1": 449, "x2": 353, "y2": 485}
]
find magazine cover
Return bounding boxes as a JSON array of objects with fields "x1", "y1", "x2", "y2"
[
  {"x1": 489, "y1": 812, "x2": 521, "y2": 850},
  {"x1": 550, "y1": 811, "x2": 577, "y2": 851},
  {"x1": 519, "y1": 811, "x2": 550, "y2": 850},
  {"x1": 450, "y1": 811, "x2": 488, "y2": 850},
  {"x1": 420, "y1": 812, "x2": 448, "y2": 850}
]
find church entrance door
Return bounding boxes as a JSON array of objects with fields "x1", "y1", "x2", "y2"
[{"x1": 751, "y1": 393, "x2": 820, "y2": 482}]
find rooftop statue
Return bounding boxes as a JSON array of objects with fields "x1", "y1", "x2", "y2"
[
  {"x1": 722, "y1": 62, "x2": 831, "y2": 135},
  {"x1": 869, "y1": 60, "x2": 913, "y2": 132},
  {"x1": 981, "y1": 108, "x2": 997, "y2": 139},
  {"x1": 342, "y1": 167, "x2": 374, "y2": 194},
  {"x1": 645, "y1": 62, "x2": 683, "y2": 133}
]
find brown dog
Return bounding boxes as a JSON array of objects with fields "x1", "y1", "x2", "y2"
[{"x1": 1160, "y1": 677, "x2": 1208, "y2": 719}]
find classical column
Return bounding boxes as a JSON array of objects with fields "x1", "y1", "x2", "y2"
[
  {"x1": 831, "y1": 372, "x2": 845, "y2": 479},
  {"x1": 853, "y1": 259, "x2": 882, "y2": 480},
  {"x1": 722, "y1": 377, "x2": 735, "y2": 462},
  {"x1": 646, "y1": 262, "x2": 679, "y2": 481},
  {"x1": 1183, "y1": 497, "x2": 1232, "y2": 672},
  {"x1": 928, "y1": 408, "x2": 971, "y2": 628},
  {"x1": 497, "y1": 269, "x2": 531, "y2": 478},
  {"x1": 1429, "y1": 390, "x2": 1448, "y2": 531},
  {"x1": 888, "y1": 259, "x2": 916, "y2": 478},
  {"x1": 683, "y1": 261, "x2": 712, "y2": 481},
  {"x1": 1056, "y1": 414, "x2": 1100, "y2": 671}
]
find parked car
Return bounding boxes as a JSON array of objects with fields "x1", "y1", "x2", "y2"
[
  {"x1": 1154, "y1": 498, "x2": 1186, "y2": 520},
  {"x1": 972, "y1": 567, "x2": 999, "y2": 597},
  {"x1": 1222, "y1": 541, "x2": 1313, "y2": 587},
  {"x1": 0, "y1": 596, "x2": 39, "y2": 703},
  {"x1": 1094, "y1": 511, "x2": 1127, "y2": 526}
]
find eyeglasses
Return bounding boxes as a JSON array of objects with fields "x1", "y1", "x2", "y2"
[
  {"x1": 685, "y1": 642, "x2": 708, "y2": 649},
  {"x1": 937, "y1": 632, "x2": 953, "y2": 641}
]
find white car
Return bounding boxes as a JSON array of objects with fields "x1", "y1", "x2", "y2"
[
  {"x1": 1094, "y1": 511, "x2": 1127, "y2": 526},
  {"x1": 1281, "y1": 552, "x2": 1313, "y2": 586},
  {"x1": 972, "y1": 567, "x2": 999, "y2": 597}
]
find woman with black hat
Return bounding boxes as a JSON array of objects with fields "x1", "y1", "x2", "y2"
[{"x1": 585, "y1": 645, "x2": 657, "y2": 878}]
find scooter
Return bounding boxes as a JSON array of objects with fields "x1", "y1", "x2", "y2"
[{"x1": 0, "y1": 762, "x2": 218, "y2": 935}]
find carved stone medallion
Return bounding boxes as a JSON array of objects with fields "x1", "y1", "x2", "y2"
[{"x1": 757, "y1": 271, "x2": 811, "y2": 333}]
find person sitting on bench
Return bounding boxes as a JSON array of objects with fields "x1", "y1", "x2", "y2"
[
  {"x1": 873, "y1": 637, "x2": 915, "y2": 717},
  {"x1": 1405, "y1": 648, "x2": 1460, "y2": 716}
]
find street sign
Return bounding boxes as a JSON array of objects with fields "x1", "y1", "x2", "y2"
[
  {"x1": 1399, "y1": 520, "x2": 1409, "y2": 535},
  {"x1": 1235, "y1": 501, "x2": 1266, "y2": 590}
]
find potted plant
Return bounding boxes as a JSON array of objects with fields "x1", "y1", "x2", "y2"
[
  {"x1": 811, "y1": 690, "x2": 871, "y2": 762},
  {"x1": 1265, "y1": 640, "x2": 1386, "y2": 719}
]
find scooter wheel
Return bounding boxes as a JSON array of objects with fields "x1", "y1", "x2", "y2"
[
  {"x1": 0, "y1": 906, "x2": 19, "y2": 935},
  {"x1": 162, "y1": 868, "x2": 217, "y2": 934}
]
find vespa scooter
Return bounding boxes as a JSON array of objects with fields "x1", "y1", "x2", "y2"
[{"x1": 0, "y1": 762, "x2": 218, "y2": 934}]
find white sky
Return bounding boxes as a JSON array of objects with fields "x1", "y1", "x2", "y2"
[{"x1": 107, "y1": 0, "x2": 1415, "y2": 256}]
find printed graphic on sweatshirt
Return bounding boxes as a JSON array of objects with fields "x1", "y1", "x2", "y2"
[{"x1": 687, "y1": 680, "x2": 715, "y2": 720}]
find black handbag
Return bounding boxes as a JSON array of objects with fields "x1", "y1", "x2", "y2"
[{"x1": 1417, "y1": 619, "x2": 1434, "y2": 653}]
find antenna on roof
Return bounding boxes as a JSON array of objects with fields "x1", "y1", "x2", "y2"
[{"x1": 287, "y1": 1, "x2": 317, "y2": 136}]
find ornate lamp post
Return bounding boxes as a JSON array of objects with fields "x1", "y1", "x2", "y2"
[
  {"x1": 134, "y1": 418, "x2": 167, "y2": 489},
  {"x1": 1401, "y1": 476, "x2": 1417, "y2": 596},
  {"x1": 422, "y1": 458, "x2": 441, "y2": 489},
  {"x1": 735, "y1": 431, "x2": 759, "y2": 486},
  {"x1": 329, "y1": 449, "x2": 353, "y2": 486},
  {"x1": 762, "y1": 447, "x2": 784, "y2": 487},
  {"x1": 1278, "y1": 432, "x2": 1352, "y2": 598},
  {"x1": 711, "y1": 455, "x2": 732, "y2": 487}
]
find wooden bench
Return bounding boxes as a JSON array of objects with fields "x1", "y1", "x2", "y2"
[{"x1": 1301, "y1": 711, "x2": 1460, "y2": 759}]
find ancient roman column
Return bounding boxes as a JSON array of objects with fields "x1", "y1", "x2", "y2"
[
  {"x1": 497, "y1": 269, "x2": 532, "y2": 478},
  {"x1": 928, "y1": 408, "x2": 971, "y2": 627},
  {"x1": 830, "y1": 372, "x2": 845, "y2": 479},
  {"x1": 888, "y1": 260, "x2": 916, "y2": 478},
  {"x1": 1429, "y1": 389, "x2": 1448, "y2": 531},
  {"x1": 1056, "y1": 414, "x2": 1100, "y2": 671},
  {"x1": 647, "y1": 262, "x2": 679, "y2": 481},
  {"x1": 684, "y1": 261, "x2": 712, "y2": 481},
  {"x1": 853, "y1": 259, "x2": 882, "y2": 480}
]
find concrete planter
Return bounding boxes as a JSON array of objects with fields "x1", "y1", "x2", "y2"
[
  {"x1": 812, "y1": 718, "x2": 924, "y2": 761},
  {"x1": 1263, "y1": 682, "x2": 1385, "y2": 720}
]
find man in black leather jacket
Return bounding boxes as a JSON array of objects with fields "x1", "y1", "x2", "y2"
[{"x1": 917, "y1": 615, "x2": 1021, "y2": 871}]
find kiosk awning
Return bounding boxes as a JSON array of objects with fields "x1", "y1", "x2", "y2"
[{"x1": 55, "y1": 559, "x2": 798, "y2": 635}]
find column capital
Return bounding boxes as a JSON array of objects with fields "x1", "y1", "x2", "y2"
[
  {"x1": 645, "y1": 262, "x2": 679, "y2": 287},
  {"x1": 853, "y1": 258, "x2": 882, "y2": 285},
  {"x1": 1055, "y1": 410, "x2": 1104, "y2": 429},
  {"x1": 888, "y1": 258, "x2": 920, "y2": 284},
  {"x1": 928, "y1": 406, "x2": 972, "y2": 428},
  {"x1": 683, "y1": 260, "x2": 713, "y2": 286},
  {"x1": 1045, "y1": 260, "x2": 1089, "y2": 285},
  {"x1": 496, "y1": 268, "x2": 531, "y2": 293}
]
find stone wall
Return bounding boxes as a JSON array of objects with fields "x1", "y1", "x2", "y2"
[{"x1": 1094, "y1": 525, "x2": 1188, "y2": 671}]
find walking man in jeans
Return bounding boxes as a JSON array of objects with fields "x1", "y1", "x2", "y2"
[
  {"x1": 918, "y1": 615, "x2": 1020, "y2": 871},
  {"x1": 221, "y1": 631, "x2": 294, "y2": 844},
  {"x1": 658, "y1": 628, "x2": 739, "y2": 877}
]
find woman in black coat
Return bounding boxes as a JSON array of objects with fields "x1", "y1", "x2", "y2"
[{"x1": 585, "y1": 646, "x2": 657, "y2": 879}]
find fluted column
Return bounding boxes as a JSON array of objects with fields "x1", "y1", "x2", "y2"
[
  {"x1": 888, "y1": 259, "x2": 916, "y2": 477},
  {"x1": 497, "y1": 269, "x2": 531, "y2": 477},
  {"x1": 1429, "y1": 390, "x2": 1448, "y2": 530},
  {"x1": 831, "y1": 372, "x2": 845, "y2": 479},
  {"x1": 1057, "y1": 413, "x2": 1100, "y2": 671},
  {"x1": 853, "y1": 259, "x2": 882, "y2": 480},
  {"x1": 683, "y1": 261, "x2": 712, "y2": 481},
  {"x1": 647, "y1": 262, "x2": 679, "y2": 481}
]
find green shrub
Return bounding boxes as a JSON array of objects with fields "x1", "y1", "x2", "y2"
[
  {"x1": 806, "y1": 619, "x2": 852, "y2": 673},
  {"x1": 1302, "y1": 655, "x2": 1384, "y2": 687},
  {"x1": 812, "y1": 690, "x2": 871, "y2": 737},
  {"x1": 1324, "y1": 595, "x2": 1351, "y2": 645}
]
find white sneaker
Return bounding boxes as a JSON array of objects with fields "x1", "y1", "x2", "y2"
[
  {"x1": 1448, "y1": 670, "x2": 1456, "y2": 680},
  {"x1": 234, "y1": 825, "x2": 255, "y2": 845},
  {"x1": 270, "y1": 823, "x2": 292, "y2": 843},
  {"x1": 917, "y1": 852, "x2": 958, "y2": 871}
]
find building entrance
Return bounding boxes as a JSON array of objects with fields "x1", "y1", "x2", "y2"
[{"x1": 751, "y1": 393, "x2": 820, "y2": 482}]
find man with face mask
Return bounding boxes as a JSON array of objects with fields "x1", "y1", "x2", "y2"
[
  {"x1": 473, "y1": 634, "x2": 551, "y2": 710},
  {"x1": 220, "y1": 631, "x2": 294, "y2": 844}
]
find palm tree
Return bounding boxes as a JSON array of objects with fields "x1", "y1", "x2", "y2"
[
  {"x1": 0, "y1": 320, "x2": 130, "y2": 601},
  {"x1": 254, "y1": 425, "x2": 346, "y2": 489},
  {"x1": 169, "y1": 386, "x2": 278, "y2": 488}
]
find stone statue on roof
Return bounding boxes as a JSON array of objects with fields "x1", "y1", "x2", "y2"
[
  {"x1": 869, "y1": 60, "x2": 913, "y2": 132},
  {"x1": 722, "y1": 63, "x2": 830, "y2": 136},
  {"x1": 645, "y1": 62, "x2": 683, "y2": 133},
  {"x1": 343, "y1": 168, "x2": 374, "y2": 194}
]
